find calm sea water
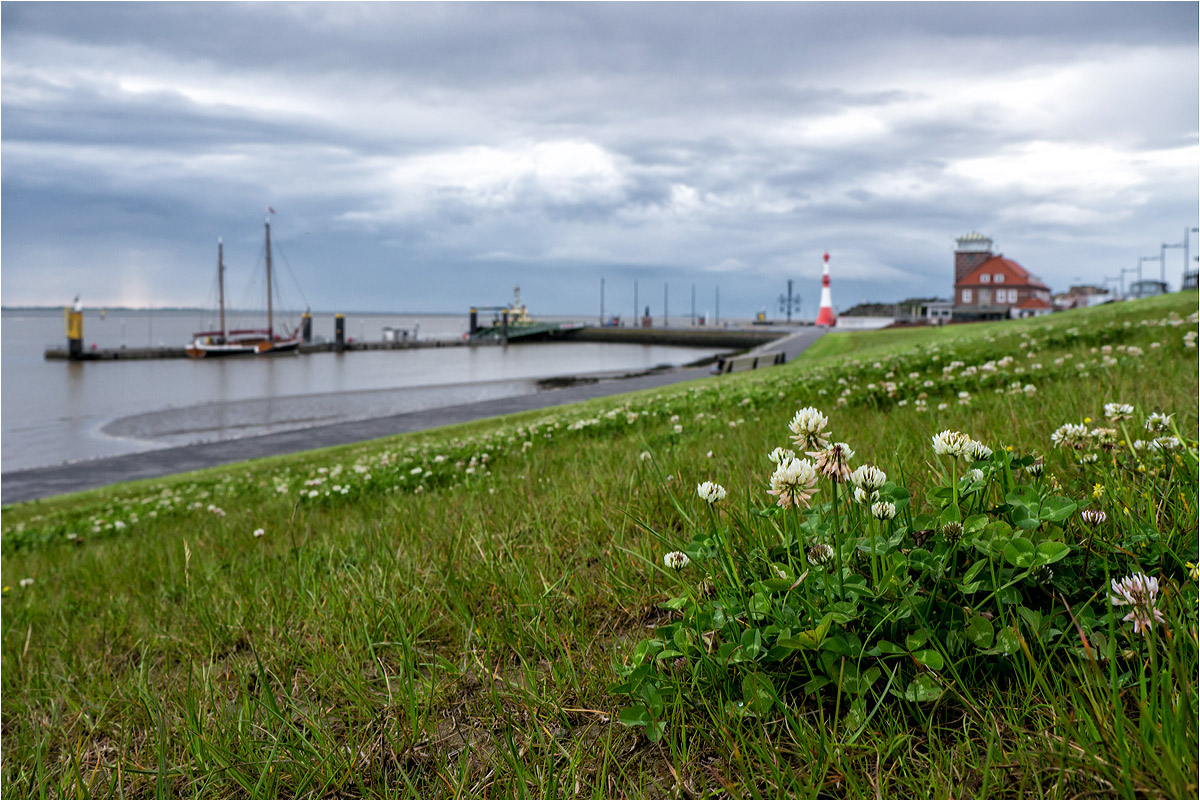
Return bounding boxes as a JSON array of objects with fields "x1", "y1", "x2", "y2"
[{"x1": 1, "y1": 309, "x2": 724, "y2": 472}]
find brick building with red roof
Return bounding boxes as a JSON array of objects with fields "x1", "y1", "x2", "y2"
[{"x1": 952, "y1": 232, "x2": 1052, "y2": 320}]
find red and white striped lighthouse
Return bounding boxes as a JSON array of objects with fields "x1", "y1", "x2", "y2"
[{"x1": 814, "y1": 252, "x2": 836, "y2": 327}]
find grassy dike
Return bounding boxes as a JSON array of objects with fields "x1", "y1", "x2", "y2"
[{"x1": 2, "y1": 293, "x2": 1197, "y2": 798}]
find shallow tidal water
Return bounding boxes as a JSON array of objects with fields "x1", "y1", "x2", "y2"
[{"x1": 2, "y1": 309, "x2": 722, "y2": 473}]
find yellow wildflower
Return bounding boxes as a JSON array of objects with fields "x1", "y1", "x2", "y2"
[{"x1": 1092, "y1": 483, "x2": 1105, "y2": 499}]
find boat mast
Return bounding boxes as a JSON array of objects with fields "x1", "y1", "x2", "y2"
[
  {"x1": 218, "y1": 237, "x2": 226, "y2": 340},
  {"x1": 265, "y1": 216, "x2": 274, "y2": 340}
]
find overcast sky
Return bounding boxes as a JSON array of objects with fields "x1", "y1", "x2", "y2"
[{"x1": 2, "y1": 2, "x2": 1197, "y2": 318}]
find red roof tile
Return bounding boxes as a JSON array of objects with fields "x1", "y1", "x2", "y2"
[
  {"x1": 1014, "y1": 296, "x2": 1052, "y2": 309},
  {"x1": 956, "y1": 256, "x2": 1049, "y2": 291}
]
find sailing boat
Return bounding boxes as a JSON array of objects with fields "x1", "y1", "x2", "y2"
[{"x1": 186, "y1": 215, "x2": 303, "y2": 358}]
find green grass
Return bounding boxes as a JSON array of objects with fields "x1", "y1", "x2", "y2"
[{"x1": 2, "y1": 292, "x2": 1197, "y2": 798}]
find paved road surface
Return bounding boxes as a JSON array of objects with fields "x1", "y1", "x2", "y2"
[{"x1": 2, "y1": 329, "x2": 825, "y2": 503}]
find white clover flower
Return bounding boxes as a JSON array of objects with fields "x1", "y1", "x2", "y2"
[
  {"x1": 1109, "y1": 573, "x2": 1164, "y2": 635},
  {"x1": 964, "y1": 468, "x2": 984, "y2": 484},
  {"x1": 813, "y1": 442, "x2": 855, "y2": 482},
  {"x1": 1050, "y1": 423, "x2": 1090, "y2": 451},
  {"x1": 807, "y1": 542, "x2": 834, "y2": 567},
  {"x1": 697, "y1": 481, "x2": 727, "y2": 504},
  {"x1": 870, "y1": 500, "x2": 897, "y2": 520},
  {"x1": 1151, "y1": 436, "x2": 1181, "y2": 452},
  {"x1": 664, "y1": 551, "x2": 690, "y2": 570},
  {"x1": 1103, "y1": 402, "x2": 1134, "y2": 421},
  {"x1": 253, "y1": 528, "x2": 265, "y2": 538},
  {"x1": 19, "y1": 578, "x2": 34, "y2": 588},
  {"x1": 768, "y1": 457, "x2": 819, "y2": 509},
  {"x1": 931, "y1": 430, "x2": 971, "y2": 457},
  {"x1": 767, "y1": 447, "x2": 796, "y2": 465},
  {"x1": 966, "y1": 440, "x2": 993, "y2": 461},
  {"x1": 673, "y1": 424, "x2": 684, "y2": 434},
  {"x1": 1089, "y1": 428, "x2": 1118, "y2": 450},
  {"x1": 852, "y1": 486, "x2": 876, "y2": 504},
  {"x1": 850, "y1": 464, "x2": 886, "y2": 491},
  {"x1": 1144, "y1": 412, "x2": 1172, "y2": 432},
  {"x1": 1080, "y1": 509, "x2": 1106, "y2": 526},
  {"x1": 788, "y1": 407, "x2": 829, "y2": 451}
]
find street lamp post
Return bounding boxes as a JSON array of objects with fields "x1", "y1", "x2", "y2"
[
  {"x1": 1137, "y1": 255, "x2": 1161, "y2": 286},
  {"x1": 1119, "y1": 267, "x2": 1139, "y2": 298},
  {"x1": 1161, "y1": 227, "x2": 1198, "y2": 289}
]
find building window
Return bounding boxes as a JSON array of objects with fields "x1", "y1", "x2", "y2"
[
  {"x1": 979, "y1": 273, "x2": 990, "y2": 283},
  {"x1": 994, "y1": 273, "x2": 1005, "y2": 283},
  {"x1": 962, "y1": 288, "x2": 972, "y2": 303},
  {"x1": 1007, "y1": 289, "x2": 1017, "y2": 303}
]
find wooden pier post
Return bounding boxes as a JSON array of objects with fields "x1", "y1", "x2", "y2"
[{"x1": 335, "y1": 313, "x2": 345, "y2": 352}]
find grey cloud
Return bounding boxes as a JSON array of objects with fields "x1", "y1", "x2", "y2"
[{"x1": 2, "y1": 2, "x2": 1197, "y2": 316}]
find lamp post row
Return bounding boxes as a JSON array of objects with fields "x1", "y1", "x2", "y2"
[{"x1": 1121, "y1": 225, "x2": 1199, "y2": 297}]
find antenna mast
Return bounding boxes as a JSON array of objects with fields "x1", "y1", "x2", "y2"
[
  {"x1": 265, "y1": 216, "x2": 274, "y2": 339},
  {"x1": 218, "y1": 237, "x2": 226, "y2": 340}
]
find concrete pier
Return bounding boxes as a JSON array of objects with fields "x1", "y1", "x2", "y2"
[
  {"x1": 46, "y1": 326, "x2": 788, "y2": 360},
  {"x1": 44, "y1": 337, "x2": 484, "y2": 360},
  {"x1": 561, "y1": 325, "x2": 783, "y2": 349}
]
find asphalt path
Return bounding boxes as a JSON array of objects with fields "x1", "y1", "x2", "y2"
[{"x1": 2, "y1": 328, "x2": 825, "y2": 503}]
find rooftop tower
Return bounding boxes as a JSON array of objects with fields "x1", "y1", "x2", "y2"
[{"x1": 955, "y1": 231, "x2": 994, "y2": 284}]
